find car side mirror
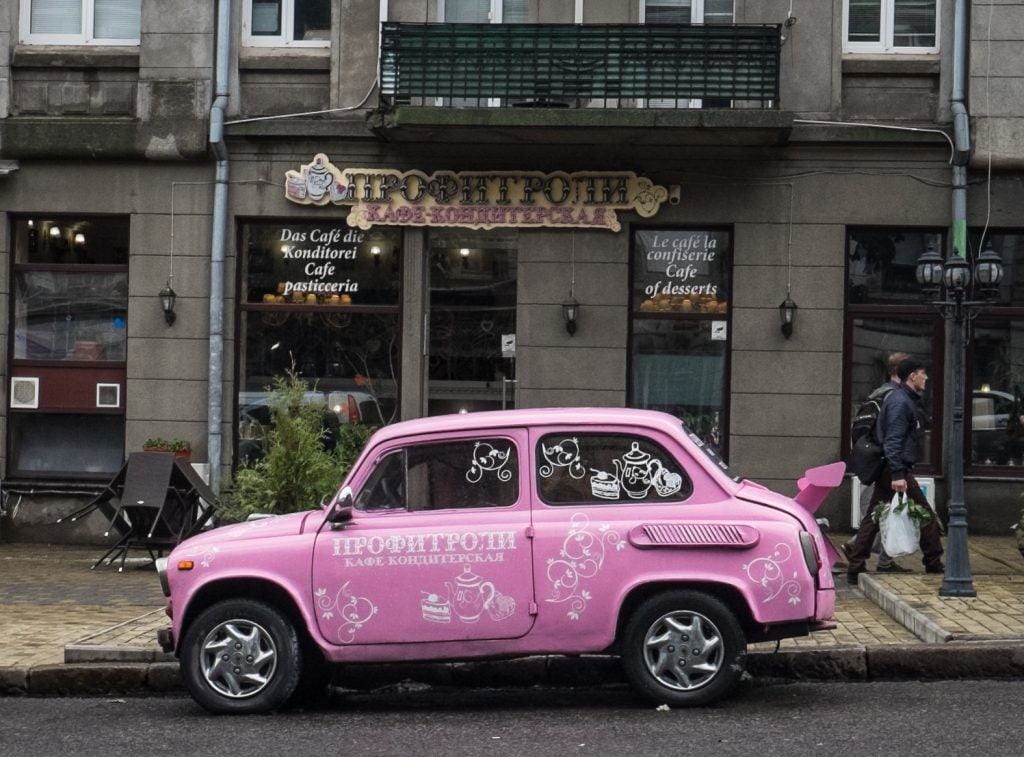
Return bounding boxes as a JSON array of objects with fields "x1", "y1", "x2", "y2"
[{"x1": 327, "y1": 490, "x2": 354, "y2": 529}]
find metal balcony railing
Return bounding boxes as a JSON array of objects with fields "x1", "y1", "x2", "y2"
[{"x1": 379, "y1": 22, "x2": 781, "y2": 109}]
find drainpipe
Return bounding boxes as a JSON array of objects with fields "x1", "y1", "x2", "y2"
[
  {"x1": 206, "y1": 0, "x2": 232, "y2": 495},
  {"x1": 950, "y1": 0, "x2": 970, "y2": 257}
]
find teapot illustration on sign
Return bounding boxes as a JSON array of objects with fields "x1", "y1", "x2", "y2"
[
  {"x1": 445, "y1": 566, "x2": 497, "y2": 623},
  {"x1": 613, "y1": 442, "x2": 664, "y2": 499}
]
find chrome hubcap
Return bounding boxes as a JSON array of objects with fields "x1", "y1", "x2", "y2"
[
  {"x1": 642, "y1": 610, "x2": 724, "y2": 692},
  {"x1": 199, "y1": 619, "x2": 278, "y2": 699}
]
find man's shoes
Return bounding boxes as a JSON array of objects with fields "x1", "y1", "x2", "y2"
[
  {"x1": 840, "y1": 541, "x2": 854, "y2": 560},
  {"x1": 925, "y1": 564, "x2": 945, "y2": 574},
  {"x1": 846, "y1": 571, "x2": 863, "y2": 585},
  {"x1": 877, "y1": 563, "x2": 912, "y2": 574}
]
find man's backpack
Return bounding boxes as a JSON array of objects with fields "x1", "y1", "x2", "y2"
[
  {"x1": 850, "y1": 384, "x2": 895, "y2": 443},
  {"x1": 846, "y1": 384, "x2": 894, "y2": 485}
]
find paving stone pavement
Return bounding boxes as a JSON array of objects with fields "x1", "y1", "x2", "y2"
[{"x1": 0, "y1": 543, "x2": 165, "y2": 667}]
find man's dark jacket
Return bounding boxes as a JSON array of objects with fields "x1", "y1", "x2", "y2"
[{"x1": 874, "y1": 383, "x2": 925, "y2": 478}]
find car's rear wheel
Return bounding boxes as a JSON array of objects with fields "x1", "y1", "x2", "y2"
[
  {"x1": 622, "y1": 590, "x2": 745, "y2": 707},
  {"x1": 181, "y1": 598, "x2": 301, "y2": 714}
]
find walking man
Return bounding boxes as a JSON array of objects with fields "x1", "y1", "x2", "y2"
[
  {"x1": 844, "y1": 351, "x2": 911, "y2": 573},
  {"x1": 846, "y1": 358, "x2": 944, "y2": 585}
]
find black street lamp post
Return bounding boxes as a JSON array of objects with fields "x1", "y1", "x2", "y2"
[{"x1": 915, "y1": 242, "x2": 1003, "y2": 597}]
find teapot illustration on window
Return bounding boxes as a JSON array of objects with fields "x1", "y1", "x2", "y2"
[{"x1": 613, "y1": 442, "x2": 663, "y2": 499}]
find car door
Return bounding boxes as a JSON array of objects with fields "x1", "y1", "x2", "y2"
[
  {"x1": 312, "y1": 429, "x2": 535, "y2": 645},
  {"x1": 529, "y1": 427, "x2": 702, "y2": 624}
]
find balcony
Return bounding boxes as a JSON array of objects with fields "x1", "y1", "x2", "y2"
[{"x1": 373, "y1": 22, "x2": 790, "y2": 147}]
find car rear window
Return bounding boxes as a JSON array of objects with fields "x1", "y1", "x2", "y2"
[{"x1": 536, "y1": 433, "x2": 692, "y2": 505}]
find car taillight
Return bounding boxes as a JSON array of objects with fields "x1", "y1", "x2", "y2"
[
  {"x1": 799, "y1": 531, "x2": 821, "y2": 576},
  {"x1": 347, "y1": 394, "x2": 360, "y2": 423}
]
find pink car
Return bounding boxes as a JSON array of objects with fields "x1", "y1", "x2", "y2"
[{"x1": 157, "y1": 408, "x2": 841, "y2": 714}]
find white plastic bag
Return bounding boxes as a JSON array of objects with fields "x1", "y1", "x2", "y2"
[{"x1": 879, "y1": 493, "x2": 920, "y2": 557}]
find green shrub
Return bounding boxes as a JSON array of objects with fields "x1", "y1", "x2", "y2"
[{"x1": 219, "y1": 370, "x2": 376, "y2": 522}]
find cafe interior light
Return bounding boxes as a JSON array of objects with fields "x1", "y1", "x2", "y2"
[
  {"x1": 370, "y1": 244, "x2": 382, "y2": 267},
  {"x1": 49, "y1": 225, "x2": 61, "y2": 238},
  {"x1": 159, "y1": 280, "x2": 177, "y2": 326},
  {"x1": 73, "y1": 232, "x2": 86, "y2": 246},
  {"x1": 778, "y1": 294, "x2": 798, "y2": 338}
]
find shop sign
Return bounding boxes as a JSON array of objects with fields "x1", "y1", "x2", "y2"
[
  {"x1": 244, "y1": 221, "x2": 401, "y2": 306},
  {"x1": 285, "y1": 154, "x2": 668, "y2": 232},
  {"x1": 633, "y1": 230, "x2": 730, "y2": 314}
]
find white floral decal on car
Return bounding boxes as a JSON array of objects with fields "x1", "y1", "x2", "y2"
[
  {"x1": 180, "y1": 544, "x2": 220, "y2": 568},
  {"x1": 315, "y1": 582, "x2": 379, "y2": 643},
  {"x1": 743, "y1": 543, "x2": 802, "y2": 605},
  {"x1": 546, "y1": 513, "x2": 625, "y2": 620}
]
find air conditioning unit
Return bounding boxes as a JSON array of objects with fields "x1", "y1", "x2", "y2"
[
  {"x1": 11, "y1": 377, "x2": 39, "y2": 409},
  {"x1": 96, "y1": 383, "x2": 121, "y2": 408}
]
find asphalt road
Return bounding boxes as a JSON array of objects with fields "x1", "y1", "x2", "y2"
[{"x1": 1, "y1": 680, "x2": 1020, "y2": 757}]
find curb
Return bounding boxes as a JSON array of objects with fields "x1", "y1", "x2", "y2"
[
  {"x1": 5, "y1": 644, "x2": 1024, "y2": 697},
  {"x1": 859, "y1": 574, "x2": 953, "y2": 644}
]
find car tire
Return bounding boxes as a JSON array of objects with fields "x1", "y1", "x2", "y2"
[
  {"x1": 288, "y1": 641, "x2": 334, "y2": 708},
  {"x1": 181, "y1": 598, "x2": 301, "y2": 714},
  {"x1": 622, "y1": 590, "x2": 746, "y2": 707}
]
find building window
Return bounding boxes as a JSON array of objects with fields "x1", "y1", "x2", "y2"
[
  {"x1": 641, "y1": 1, "x2": 735, "y2": 108},
  {"x1": 237, "y1": 220, "x2": 400, "y2": 463},
  {"x1": 967, "y1": 232, "x2": 1024, "y2": 473},
  {"x1": 8, "y1": 215, "x2": 129, "y2": 478},
  {"x1": 843, "y1": 227, "x2": 945, "y2": 471},
  {"x1": 630, "y1": 228, "x2": 731, "y2": 458},
  {"x1": 427, "y1": 230, "x2": 517, "y2": 416},
  {"x1": 243, "y1": 0, "x2": 330, "y2": 47},
  {"x1": 844, "y1": 0, "x2": 938, "y2": 54},
  {"x1": 20, "y1": 0, "x2": 141, "y2": 45}
]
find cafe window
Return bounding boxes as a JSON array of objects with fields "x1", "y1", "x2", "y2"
[
  {"x1": 427, "y1": 230, "x2": 517, "y2": 416},
  {"x1": 630, "y1": 228, "x2": 731, "y2": 457},
  {"x1": 967, "y1": 232, "x2": 1024, "y2": 474},
  {"x1": 8, "y1": 215, "x2": 129, "y2": 477},
  {"x1": 237, "y1": 220, "x2": 400, "y2": 462},
  {"x1": 843, "y1": 227, "x2": 945, "y2": 470},
  {"x1": 243, "y1": 0, "x2": 330, "y2": 47}
]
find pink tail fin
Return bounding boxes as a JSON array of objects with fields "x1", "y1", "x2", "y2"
[{"x1": 794, "y1": 462, "x2": 847, "y2": 514}]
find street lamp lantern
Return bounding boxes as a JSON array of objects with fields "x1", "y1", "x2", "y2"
[
  {"x1": 974, "y1": 242, "x2": 1004, "y2": 294},
  {"x1": 943, "y1": 255, "x2": 971, "y2": 292},
  {"x1": 916, "y1": 242, "x2": 1004, "y2": 598},
  {"x1": 914, "y1": 245, "x2": 945, "y2": 293}
]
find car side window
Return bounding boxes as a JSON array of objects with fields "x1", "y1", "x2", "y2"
[
  {"x1": 355, "y1": 450, "x2": 406, "y2": 511},
  {"x1": 537, "y1": 433, "x2": 692, "y2": 505},
  {"x1": 356, "y1": 438, "x2": 519, "y2": 512}
]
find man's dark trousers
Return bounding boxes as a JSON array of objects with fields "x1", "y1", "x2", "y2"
[{"x1": 847, "y1": 467, "x2": 944, "y2": 574}]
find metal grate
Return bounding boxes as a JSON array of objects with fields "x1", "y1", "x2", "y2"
[
  {"x1": 641, "y1": 523, "x2": 754, "y2": 547},
  {"x1": 380, "y1": 22, "x2": 781, "y2": 108}
]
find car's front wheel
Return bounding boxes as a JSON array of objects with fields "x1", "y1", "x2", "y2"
[
  {"x1": 622, "y1": 590, "x2": 746, "y2": 707},
  {"x1": 181, "y1": 598, "x2": 301, "y2": 714}
]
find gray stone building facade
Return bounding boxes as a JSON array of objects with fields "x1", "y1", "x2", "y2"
[{"x1": 0, "y1": 0, "x2": 1021, "y2": 542}]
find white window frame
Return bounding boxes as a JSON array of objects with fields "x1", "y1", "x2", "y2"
[
  {"x1": 19, "y1": 0, "x2": 141, "y2": 46},
  {"x1": 842, "y1": 0, "x2": 939, "y2": 55},
  {"x1": 243, "y1": 0, "x2": 331, "y2": 48}
]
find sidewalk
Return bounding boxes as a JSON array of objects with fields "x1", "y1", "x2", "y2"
[{"x1": 2, "y1": 536, "x2": 1024, "y2": 696}]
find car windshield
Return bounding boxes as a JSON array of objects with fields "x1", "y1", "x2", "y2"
[{"x1": 684, "y1": 425, "x2": 740, "y2": 482}]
